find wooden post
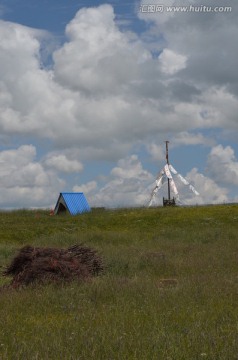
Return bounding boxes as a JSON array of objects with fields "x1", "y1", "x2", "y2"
[{"x1": 165, "y1": 141, "x2": 170, "y2": 201}]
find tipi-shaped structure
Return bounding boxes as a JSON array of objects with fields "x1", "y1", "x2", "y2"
[
  {"x1": 54, "y1": 192, "x2": 91, "y2": 215},
  {"x1": 148, "y1": 141, "x2": 199, "y2": 207}
]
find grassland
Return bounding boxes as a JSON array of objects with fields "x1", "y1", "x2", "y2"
[{"x1": 0, "y1": 205, "x2": 238, "y2": 359}]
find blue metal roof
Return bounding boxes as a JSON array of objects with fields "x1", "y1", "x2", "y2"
[{"x1": 57, "y1": 192, "x2": 90, "y2": 215}]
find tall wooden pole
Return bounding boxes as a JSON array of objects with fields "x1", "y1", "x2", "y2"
[{"x1": 165, "y1": 141, "x2": 171, "y2": 200}]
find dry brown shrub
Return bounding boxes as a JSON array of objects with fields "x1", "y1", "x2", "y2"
[{"x1": 3, "y1": 244, "x2": 103, "y2": 288}]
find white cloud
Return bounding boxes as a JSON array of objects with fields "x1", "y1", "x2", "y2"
[
  {"x1": 172, "y1": 131, "x2": 215, "y2": 147},
  {"x1": 209, "y1": 144, "x2": 235, "y2": 163},
  {"x1": 0, "y1": 3, "x2": 237, "y2": 208},
  {"x1": 147, "y1": 143, "x2": 165, "y2": 161},
  {"x1": 53, "y1": 4, "x2": 147, "y2": 94},
  {"x1": 85, "y1": 155, "x2": 153, "y2": 207},
  {"x1": 0, "y1": 145, "x2": 229, "y2": 209},
  {"x1": 111, "y1": 155, "x2": 152, "y2": 180},
  {"x1": 148, "y1": 166, "x2": 229, "y2": 206},
  {"x1": 203, "y1": 88, "x2": 238, "y2": 129},
  {"x1": 73, "y1": 181, "x2": 97, "y2": 194},
  {"x1": 44, "y1": 154, "x2": 83, "y2": 173},
  {"x1": 183, "y1": 168, "x2": 229, "y2": 205},
  {"x1": 0, "y1": 145, "x2": 64, "y2": 208},
  {"x1": 0, "y1": 4, "x2": 237, "y2": 162},
  {"x1": 159, "y1": 49, "x2": 187, "y2": 75},
  {"x1": 207, "y1": 144, "x2": 238, "y2": 186},
  {"x1": 83, "y1": 154, "x2": 229, "y2": 207},
  {"x1": 0, "y1": 144, "x2": 36, "y2": 168}
]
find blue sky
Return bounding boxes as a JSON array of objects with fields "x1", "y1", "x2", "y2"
[{"x1": 0, "y1": 0, "x2": 237, "y2": 208}]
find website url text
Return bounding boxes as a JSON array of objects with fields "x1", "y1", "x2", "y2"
[{"x1": 139, "y1": 4, "x2": 232, "y2": 13}]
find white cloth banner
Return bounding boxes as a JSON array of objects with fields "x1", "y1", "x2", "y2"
[
  {"x1": 155, "y1": 170, "x2": 164, "y2": 187},
  {"x1": 148, "y1": 162, "x2": 199, "y2": 206},
  {"x1": 169, "y1": 164, "x2": 177, "y2": 175},
  {"x1": 189, "y1": 185, "x2": 199, "y2": 196},
  {"x1": 170, "y1": 164, "x2": 199, "y2": 194},
  {"x1": 170, "y1": 165, "x2": 189, "y2": 185},
  {"x1": 148, "y1": 170, "x2": 165, "y2": 206},
  {"x1": 153, "y1": 187, "x2": 159, "y2": 194},
  {"x1": 177, "y1": 173, "x2": 190, "y2": 186},
  {"x1": 164, "y1": 164, "x2": 178, "y2": 195},
  {"x1": 170, "y1": 178, "x2": 179, "y2": 195},
  {"x1": 164, "y1": 164, "x2": 172, "y2": 179},
  {"x1": 162, "y1": 174, "x2": 167, "y2": 185},
  {"x1": 156, "y1": 177, "x2": 163, "y2": 188}
]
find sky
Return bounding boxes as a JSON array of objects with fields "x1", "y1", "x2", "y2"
[{"x1": 0, "y1": 0, "x2": 237, "y2": 209}]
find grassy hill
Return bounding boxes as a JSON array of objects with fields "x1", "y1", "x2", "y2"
[{"x1": 0, "y1": 205, "x2": 238, "y2": 359}]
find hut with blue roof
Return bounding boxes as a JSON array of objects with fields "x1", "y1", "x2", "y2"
[{"x1": 54, "y1": 192, "x2": 91, "y2": 215}]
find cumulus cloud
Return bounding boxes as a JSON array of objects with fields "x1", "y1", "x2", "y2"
[
  {"x1": 172, "y1": 131, "x2": 215, "y2": 147},
  {"x1": 146, "y1": 143, "x2": 165, "y2": 161},
  {"x1": 64, "y1": 143, "x2": 238, "y2": 208},
  {"x1": 53, "y1": 4, "x2": 147, "y2": 94},
  {"x1": 0, "y1": 2, "x2": 237, "y2": 208},
  {"x1": 79, "y1": 154, "x2": 230, "y2": 208},
  {"x1": 0, "y1": 145, "x2": 64, "y2": 208},
  {"x1": 207, "y1": 145, "x2": 238, "y2": 186},
  {"x1": 158, "y1": 49, "x2": 187, "y2": 75},
  {"x1": 73, "y1": 181, "x2": 97, "y2": 194},
  {"x1": 0, "y1": 3, "x2": 237, "y2": 161},
  {"x1": 83, "y1": 155, "x2": 153, "y2": 207},
  {"x1": 1, "y1": 3, "x2": 236, "y2": 157},
  {"x1": 44, "y1": 154, "x2": 83, "y2": 173},
  {"x1": 147, "y1": 166, "x2": 229, "y2": 206},
  {"x1": 183, "y1": 168, "x2": 229, "y2": 205},
  {"x1": 110, "y1": 155, "x2": 152, "y2": 180}
]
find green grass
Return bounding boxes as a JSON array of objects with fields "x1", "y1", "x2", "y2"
[{"x1": 0, "y1": 205, "x2": 238, "y2": 359}]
